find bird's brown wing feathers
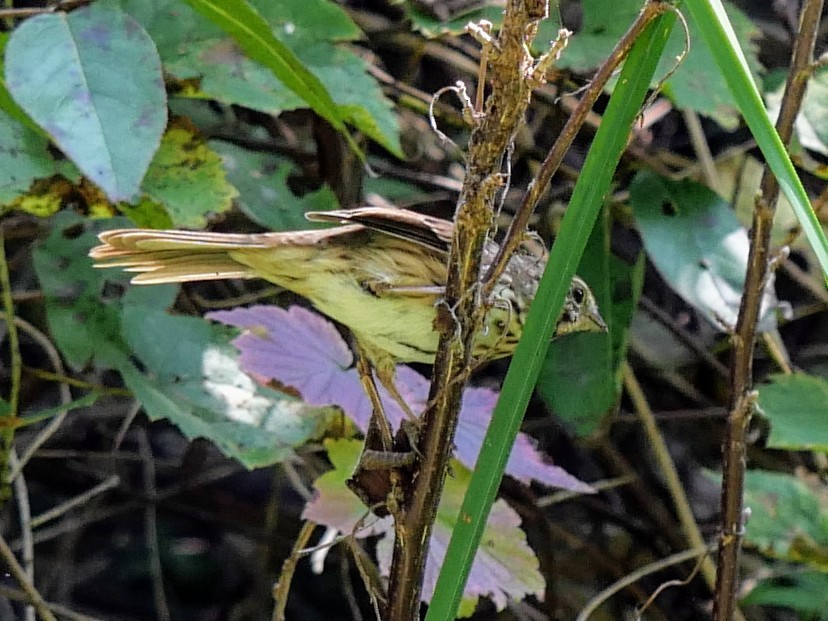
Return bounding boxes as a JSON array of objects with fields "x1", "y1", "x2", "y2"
[{"x1": 305, "y1": 207, "x2": 453, "y2": 253}]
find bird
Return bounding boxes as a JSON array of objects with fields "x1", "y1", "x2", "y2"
[{"x1": 89, "y1": 207, "x2": 606, "y2": 374}]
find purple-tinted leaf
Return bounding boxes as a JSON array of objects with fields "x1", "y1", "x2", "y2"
[
  {"x1": 302, "y1": 439, "x2": 392, "y2": 536},
  {"x1": 303, "y1": 439, "x2": 544, "y2": 611},
  {"x1": 377, "y1": 460, "x2": 545, "y2": 611},
  {"x1": 388, "y1": 366, "x2": 593, "y2": 492},
  {"x1": 209, "y1": 305, "x2": 369, "y2": 428},
  {"x1": 397, "y1": 365, "x2": 593, "y2": 494},
  {"x1": 208, "y1": 305, "x2": 407, "y2": 429},
  {"x1": 455, "y1": 386, "x2": 594, "y2": 493},
  {"x1": 208, "y1": 304, "x2": 352, "y2": 370},
  {"x1": 209, "y1": 305, "x2": 592, "y2": 491}
]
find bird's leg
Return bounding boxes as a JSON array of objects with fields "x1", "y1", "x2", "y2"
[
  {"x1": 354, "y1": 345, "x2": 421, "y2": 454},
  {"x1": 354, "y1": 346, "x2": 395, "y2": 452},
  {"x1": 370, "y1": 355, "x2": 425, "y2": 462},
  {"x1": 348, "y1": 346, "x2": 417, "y2": 521},
  {"x1": 373, "y1": 359, "x2": 419, "y2": 424}
]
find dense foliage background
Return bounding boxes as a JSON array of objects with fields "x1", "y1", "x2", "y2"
[{"x1": 0, "y1": 0, "x2": 826, "y2": 620}]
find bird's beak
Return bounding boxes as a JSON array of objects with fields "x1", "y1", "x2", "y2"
[{"x1": 587, "y1": 307, "x2": 608, "y2": 333}]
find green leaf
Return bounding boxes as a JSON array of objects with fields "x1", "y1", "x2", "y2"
[
  {"x1": 405, "y1": 4, "x2": 507, "y2": 38},
  {"x1": 306, "y1": 440, "x2": 543, "y2": 614},
  {"x1": 545, "y1": 0, "x2": 641, "y2": 70},
  {"x1": 117, "y1": 286, "x2": 335, "y2": 469},
  {"x1": 250, "y1": 0, "x2": 362, "y2": 43},
  {"x1": 766, "y1": 69, "x2": 828, "y2": 159},
  {"x1": 179, "y1": 0, "x2": 368, "y2": 158},
  {"x1": 118, "y1": 198, "x2": 174, "y2": 229},
  {"x1": 297, "y1": 43, "x2": 401, "y2": 156},
  {"x1": 757, "y1": 373, "x2": 828, "y2": 452},
  {"x1": 119, "y1": 347, "x2": 331, "y2": 469},
  {"x1": 422, "y1": 461, "x2": 544, "y2": 613},
  {"x1": 657, "y1": 2, "x2": 760, "y2": 130},
  {"x1": 33, "y1": 212, "x2": 135, "y2": 370},
  {"x1": 546, "y1": 0, "x2": 761, "y2": 129},
  {"x1": 5, "y1": 4, "x2": 167, "y2": 201},
  {"x1": 210, "y1": 140, "x2": 339, "y2": 230},
  {"x1": 302, "y1": 438, "x2": 392, "y2": 534},
  {"x1": 796, "y1": 70, "x2": 828, "y2": 155},
  {"x1": 539, "y1": 210, "x2": 643, "y2": 436},
  {"x1": 539, "y1": 207, "x2": 614, "y2": 434},
  {"x1": 428, "y1": 14, "x2": 675, "y2": 621},
  {"x1": 630, "y1": 171, "x2": 783, "y2": 331},
  {"x1": 683, "y1": 0, "x2": 828, "y2": 281},
  {"x1": 729, "y1": 152, "x2": 804, "y2": 250},
  {"x1": 0, "y1": 103, "x2": 82, "y2": 217},
  {"x1": 18, "y1": 393, "x2": 102, "y2": 428},
  {"x1": 742, "y1": 571, "x2": 828, "y2": 616},
  {"x1": 35, "y1": 214, "x2": 332, "y2": 469},
  {"x1": 0, "y1": 33, "x2": 43, "y2": 134},
  {"x1": 742, "y1": 470, "x2": 828, "y2": 571},
  {"x1": 0, "y1": 111, "x2": 65, "y2": 206},
  {"x1": 180, "y1": 0, "x2": 339, "y2": 114},
  {"x1": 141, "y1": 126, "x2": 238, "y2": 227},
  {"x1": 363, "y1": 176, "x2": 430, "y2": 203},
  {"x1": 119, "y1": 0, "x2": 400, "y2": 156},
  {"x1": 608, "y1": 249, "x2": 645, "y2": 383}
]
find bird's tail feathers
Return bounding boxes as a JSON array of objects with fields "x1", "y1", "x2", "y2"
[{"x1": 90, "y1": 229, "x2": 262, "y2": 284}]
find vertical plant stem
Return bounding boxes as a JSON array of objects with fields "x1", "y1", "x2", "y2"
[
  {"x1": 384, "y1": 0, "x2": 549, "y2": 617},
  {"x1": 9, "y1": 451, "x2": 34, "y2": 621},
  {"x1": 138, "y1": 430, "x2": 171, "y2": 621},
  {"x1": 714, "y1": 0, "x2": 823, "y2": 618},
  {"x1": 8, "y1": 316, "x2": 73, "y2": 481},
  {"x1": 0, "y1": 233, "x2": 20, "y2": 416},
  {"x1": 426, "y1": 8, "x2": 674, "y2": 621},
  {"x1": 0, "y1": 231, "x2": 21, "y2": 503},
  {"x1": 272, "y1": 521, "x2": 316, "y2": 621},
  {"x1": 483, "y1": 0, "x2": 671, "y2": 293}
]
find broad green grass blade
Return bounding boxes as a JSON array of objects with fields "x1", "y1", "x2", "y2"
[
  {"x1": 424, "y1": 13, "x2": 677, "y2": 621},
  {"x1": 685, "y1": 0, "x2": 828, "y2": 280}
]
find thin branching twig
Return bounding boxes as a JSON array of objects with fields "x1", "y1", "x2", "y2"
[
  {"x1": 483, "y1": 0, "x2": 671, "y2": 293},
  {"x1": 623, "y1": 363, "x2": 718, "y2": 591},
  {"x1": 7, "y1": 316, "x2": 72, "y2": 480},
  {"x1": 0, "y1": 533, "x2": 57, "y2": 621},
  {"x1": 0, "y1": 585, "x2": 103, "y2": 621},
  {"x1": 0, "y1": 232, "x2": 21, "y2": 493},
  {"x1": 385, "y1": 1, "x2": 552, "y2": 616},
  {"x1": 386, "y1": 4, "x2": 676, "y2": 619},
  {"x1": 9, "y1": 451, "x2": 34, "y2": 621},
  {"x1": 138, "y1": 430, "x2": 171, "y2": 621},
  {"x1": 714, "y1": 0, "x2": 824, "y2": 618},
  {"x1": 273, "y1": 521, "x2": 316, "y2": 621},
  {"x1": 575, "y1": 545, "x2": 712, "y2": 621}
]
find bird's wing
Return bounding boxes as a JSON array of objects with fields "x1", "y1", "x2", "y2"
[{"x1": 305, "y1": 207, "x2": 453, "y2": 253}]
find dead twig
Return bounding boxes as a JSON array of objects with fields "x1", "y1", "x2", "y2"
[{"x1": 714, "y1": 0, "x2": 824, "y2": 619}]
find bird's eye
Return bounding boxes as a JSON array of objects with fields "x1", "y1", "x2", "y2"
[{"x1": 572, "y1": 285, "x2": 585, "y2": 305}]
